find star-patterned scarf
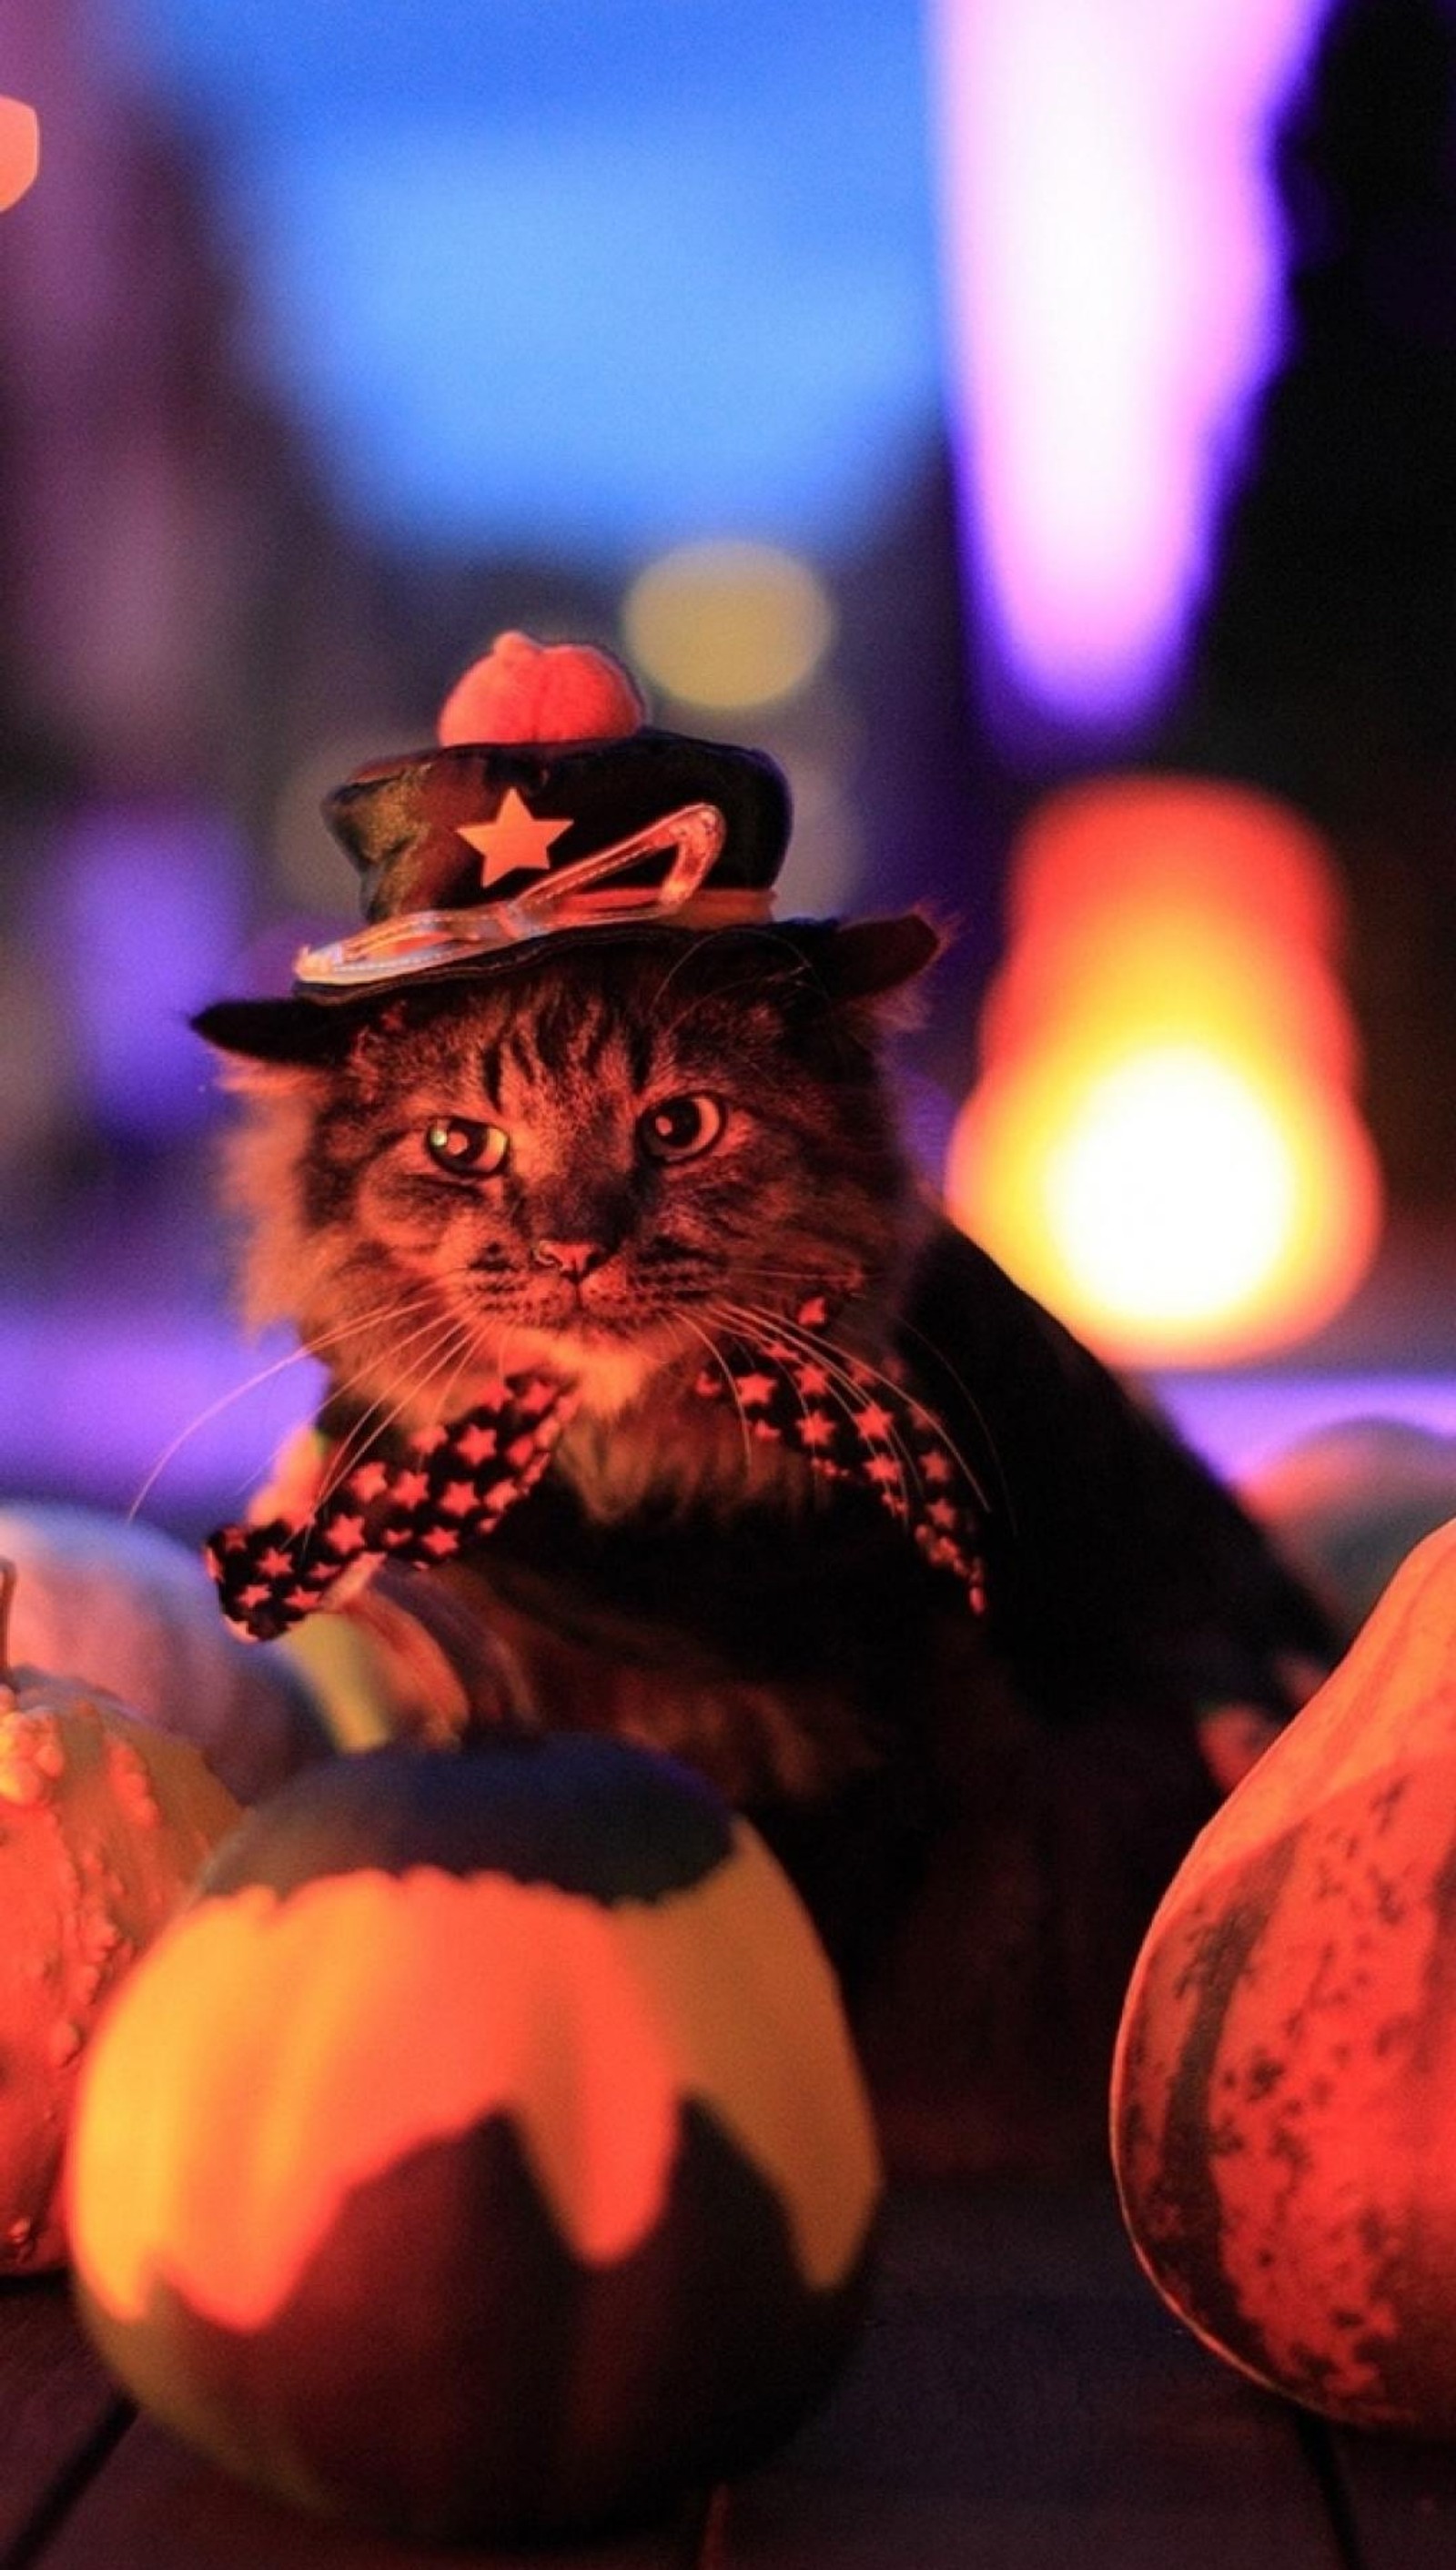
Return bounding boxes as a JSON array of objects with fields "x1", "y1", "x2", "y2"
[{"x1": 206, "y1": 1301, "x2": 989, "y2": 1644}]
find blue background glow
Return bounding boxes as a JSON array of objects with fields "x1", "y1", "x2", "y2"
[{"x1": 116, "y1": 0, "x2": 945, "y2": 557}]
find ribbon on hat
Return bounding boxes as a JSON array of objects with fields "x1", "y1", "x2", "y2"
[
  {"x1": 206, "y1": 1305, "x2": 989, "y2": 1644},
  {"x1": 294, "y1": 799, "x2": 774, "y2": 989}
]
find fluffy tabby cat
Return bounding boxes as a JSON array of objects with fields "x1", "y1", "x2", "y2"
[{"x1": 196, "y1": 915, "x2": 1335, "y2": 2175}]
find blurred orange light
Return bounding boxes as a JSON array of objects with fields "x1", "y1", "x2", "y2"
[
  {"x1": 0, "y1": 102, "x2": 38, "y2": 215},
  {"x1": 978, "y1": 909, "x2": 1360, "y2": 1090},
  {"x1": 952, "y1": 1039, "x2": 1380, "y2": 1368},
  {"x1": 1003, "y1": 775, "x2": 1345, "y2": 954},
  {"x1": 947, "y1": 777, "x2": 1384, "y2": 1367}
]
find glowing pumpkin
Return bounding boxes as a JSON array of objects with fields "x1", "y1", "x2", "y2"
[
  {"x1": 0, "y1": 1559, "x2": 240, "y2": 2272},
  {"x1": 1112, "y1": 1515, "x2": 1456, "y2": 2428},
  {"x1": 68, "y1": 1735, "x2": 881, "y2": 2544}
]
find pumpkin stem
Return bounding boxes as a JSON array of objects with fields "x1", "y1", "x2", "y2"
[{"x1": 0, "y1": 1559, "x2": 13, "y2": 1686}]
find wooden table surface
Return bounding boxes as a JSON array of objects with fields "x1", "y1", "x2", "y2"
[{"x1": 5, "y1": 2179, "x2": 1454, "y2": 2570}]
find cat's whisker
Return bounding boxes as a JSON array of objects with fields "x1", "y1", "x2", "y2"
[
  {"x1": 702, "y1": 1296, "x2": 882, "y2": 1499},
  {"x1": 723, "y1": 1254, "x2": 891, "y2": 1308},
  {"x1": 729, "y1": 1295, "x2": 992, "y2": 1516},
  {"x1": 673, "y1": 1310, "x2": 755, "y2": 1475},
  {"x1": 294, "y1": 1315, "x2": 484, "y2": 1571},
  {"x1": 126, "y1": 1286, "x2": 443, "y2": 1521},
  {"x1": 312, "y1": 1306, "x2": 478, "y2": 1509},
  {"x1": 433, "y1": 1315, "x2": 490, "y2": 1428},
  {"x1": 329, "y1": 1288, "x2": 498, "y2": 1420},
  {"x1": 732, "y1": 1298, "x2": 938, "y2": 1514},
  {"x1": 703, "y1": 1302, "x2": 842, "y2": 1501},
  {"x1": 727, "y1": 1263, "x2": 853, "y2": 1287},
  {"x1": 252, "y1": 1290, "x2": 463, "y2": 1511},
  {"x1": 887, "y1": 1309, "x2": 1010, "y2": 1513},
  {"x1": 714, "y1": 1298, "x2": 923, "y2": 1520},
  {"x1": 319, "y1": 1291, "x2": 473, "y2": 1435},
  {"x1": 308, "y1": 1284, "x2": 445, "y2": 1343}
]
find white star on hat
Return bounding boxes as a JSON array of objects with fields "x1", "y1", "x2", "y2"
[{"x1": 458, "y1": 787, "x2": 573, "y2": 890}]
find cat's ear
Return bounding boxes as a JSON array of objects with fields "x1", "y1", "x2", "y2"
[
  {"x1": 815, "y1": 912, "x2": 944, "y2": 1002},
  {"x1": 190, "y1": 997, "x2": 362, "y2": 1068}
]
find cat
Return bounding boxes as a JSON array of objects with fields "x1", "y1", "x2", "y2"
[{"x1": 195, "y1": 914, "x2": 1338, "y2": 2176}]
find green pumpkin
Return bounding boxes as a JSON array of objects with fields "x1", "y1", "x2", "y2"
[{"x1": 67, "y1": 1735, "x2": 881, "y2": 2544}]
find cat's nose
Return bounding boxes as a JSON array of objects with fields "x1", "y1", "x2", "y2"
[{"x1": 531, "y1": 1238, "x2": 610, "y2": 1281}]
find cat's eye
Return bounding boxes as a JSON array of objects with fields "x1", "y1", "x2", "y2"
[
  {"x1": 637, "y1": 1092, "x2": 724, "y2": 1164},
  {"x1": 423, "y1": 1117, "x2": 509, "y2": 1177}
]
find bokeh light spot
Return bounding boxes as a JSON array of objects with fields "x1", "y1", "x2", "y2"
[
  {"x1": 622, "y1": 541, "x2": 835, "y2": 712},
  {"x1": 1045, "y1": 1047, "x2": 1308, "y2": 1330},
  {"x1": 0, "y1": 100, "x2": 38, "y2": 214},
  {"x1": 946, "y1": 775, "x2": 1384, "y2": 1366}
]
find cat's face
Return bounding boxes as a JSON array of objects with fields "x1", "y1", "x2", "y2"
[{"x1": 204, "y1": 926, "x2": 929, "y2": 1427}]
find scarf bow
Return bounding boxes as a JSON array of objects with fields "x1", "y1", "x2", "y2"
[{"x1": 207, "y1": 1305, "x2": 989, "y2": 1643}]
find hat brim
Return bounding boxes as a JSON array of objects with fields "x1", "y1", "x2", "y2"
[
  {"x1": 194, "y1": 921, "x2": 804, "y2": 1065},
  {"x1": 191, "y1": 913, "x2": 940, "y2": 1066}
]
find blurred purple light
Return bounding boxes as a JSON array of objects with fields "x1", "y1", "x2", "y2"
[
  {"x1": 0, "y1": 1301, "x2": 324, "y2": 1523},
  {"x1": 929, "y1": 0, "x2": 1330, "y2": 738},
  {"x1": 1158, "y1": 1372, "x2": 1456, "y2": 1484},
  {"x1": 53, "y1": 804, "x2": 249, "y2": 1140}
]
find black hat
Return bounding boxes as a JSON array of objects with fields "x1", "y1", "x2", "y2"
[
  {"x1": 194, "y1": 632, "x2": 941, "y2": 1064},
  {"x1": 292, "y1": 630, "x2": 793, "y2": 997}
]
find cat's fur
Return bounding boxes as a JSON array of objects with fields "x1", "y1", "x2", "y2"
[{"x1": 197, "y1": 921, "x2": 1337, "y2": 2174}]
